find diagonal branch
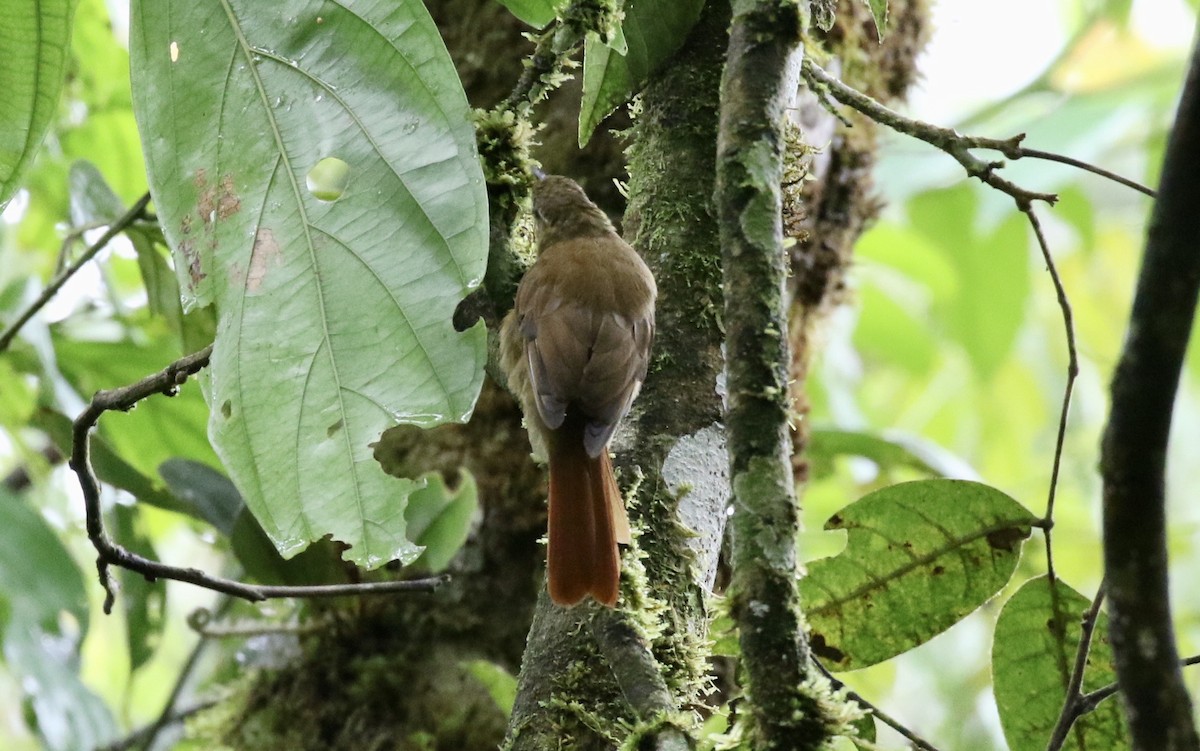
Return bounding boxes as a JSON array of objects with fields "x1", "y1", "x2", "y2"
[
  {"x1": 801, "y1": 60, "x2": 1157, "y2": 203},
  {"x1": 1100, "y1": 26, "x2": 1200, "y2": 751},
  {"x1": 69, "y1": 345, "x2": 447, "y2": 613},
  {"x1": 814, "y1": 660, "x2": 942, "y2": 751},
  {"x1": 0, "y1": 192, "x2": 153, "y2": 353}
]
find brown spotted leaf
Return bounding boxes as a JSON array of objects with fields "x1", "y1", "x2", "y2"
[
  {"x1": 801, "y1": 479, "x2": 1036, "y2": 671},
  {"x1": 130, "y1": 0, "x2": 487, "y2": 568}
]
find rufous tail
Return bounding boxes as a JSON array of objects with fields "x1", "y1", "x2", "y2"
[{"x1": 546, "y1": 415, "x2": 627, "y2": 606}]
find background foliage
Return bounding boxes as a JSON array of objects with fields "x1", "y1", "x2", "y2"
[{"x1": 0, "y1": 0, "x2": 1197, "y2": 749}]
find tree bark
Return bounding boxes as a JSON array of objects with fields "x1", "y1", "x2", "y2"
[{"x1": 1101, "y1": 25, "x2": 1200, "y2": 751}]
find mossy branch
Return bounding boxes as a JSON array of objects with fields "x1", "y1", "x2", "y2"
[{"x1": 714, "y1": 1, "x2": 826, "y2": 748}]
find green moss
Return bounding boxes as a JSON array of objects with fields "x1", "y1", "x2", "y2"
[
  {"x1": 187, "y1": 605, "x2": 509, "y2": 751},
  {"x1": 560, "y1": 0, "x2": 624, "y2": 47},
  {"x1": 473, "y1": 107, "x2": 535, "y2": 211},
  {"x1": 619, "y1": 711, "x2": 695, "y2": 751}
]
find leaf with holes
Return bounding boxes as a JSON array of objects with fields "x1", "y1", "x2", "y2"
[
  {"x1": 130, "y1": 0, "x2": 488, "y2": 568},
  {"x1": 801, "y1": 479, "x2": 1036, "y2": 671},
  {"x1": 993, "y1": 576, "x2": 1129, "y2": 751}
]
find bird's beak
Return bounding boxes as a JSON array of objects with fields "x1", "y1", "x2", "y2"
[{"x1": 531, "y1": 166, "x2": 547, "y2": 181}]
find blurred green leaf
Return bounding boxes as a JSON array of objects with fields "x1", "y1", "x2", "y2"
[
  {"x1": 852, "y1": 284, "x2": 936, "y2": 375},
  {"x1": 0, "y1": 488, "x2": 87, "y2": 628},
  {"x1": 495, "y1": 0, "x2": 563, "y2": 27},
  {"x1": 1054, "y1": 184, "x2": 1096, "y2": 252},
  {"x1": 0, "y1": 359, "x2": 36, "y2": 429},
  {"x1": 0, "y1": 488, "x2": 112, "y2": 751},
  {"x1": 0, "y1": 0, "x2": 76, "y2": 209},
  {"x1": 158, "y1": 458, "x2": 349, "y2": 584},
  {"x1": 801, "y1": 479, "x2": 1036, "y2": 670},
  {"x1": 67, "y1": 161, "x2": 125, "y2": 226},
  {"x1": 131, "y1": 0, "x2": 488, "y2": 569},
  {"x1": 158, "y1": 458, "x2": 244, "y2": 536},
  {"x1": 857, "y1": 223, "x2": 959, "y2": 301},
  {"x1": 908, "y1": 187, "x2": 1030, "y2": 380},
  {"x1": 4, "y1": 618, "x2": 117, "y2": 751},
  {"x1": 230, "y1": 509, "x2": 350, "y2": 586},
  {"x1": 60, "y1": 110, "x2": 149, "y2": 204},
  {"x1": 129, "y1": 227, "x2": 186, "y2": 336},
  {"x1": 34, "y1": 408, "x2": 189, "y2": 516},
  {"x1": 113, "y1": 505, "x2": 165, "y2": 674},
  {"x1": 809, "y1": 428, "x2": 979, "y2": 480},
  {"x1": 463, "y1": 659, "x2": 518, "y2": 714},
  {"x1": 578, "y1": 0, "x2": 705, "y2": 145},
  {"x1": 405, "y1": 469, "x2": 478, "y2": 573},
  {"x1": 993, "y1": 575, "x2": 1128, "y2": 751},
  {"x1": 68, "y1": 0, "x2": 132, "y2": 107},
  {"x1": 708, "y1": 610, "x2": 738, "y2": 657},
  {"x1": 864, "y1": 0, "x2": 888, "y2": 40},
  {"x1": 1102, "y1": 0, "x2": 1133, "y2": 25}
]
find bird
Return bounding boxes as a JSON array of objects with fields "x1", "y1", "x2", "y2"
[{"x1": 499, "y1": 173, "x2": 657, "y2": 606}]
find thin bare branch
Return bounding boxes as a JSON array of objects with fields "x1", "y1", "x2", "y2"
[
  {"x1": 96, "y1": 701, "x2": 218, "y2": 751},
  {"x1": 0, "y1": 192, "x2": 153, "y2": 352},
  {"x1": 1020, "y1": 148, "x2": 1156, "y2": 198},
  {"x1": 1077, "y1": 655, "x2": 1200, "y2": 716},
  {"x1": 815, "y1": 661, "x2": 942, "y2": 751},
  {"x1": 802, "y1": 60, "x2": 1156, "y2": 203},
  {"x1": 1045, "y1": 583, "x2": 1106, "y2": 751},
  {"x1": 68, "y1": 345, "x2": 448, "y2": 613},
  {"x1": 1022, "y1": 208, "x2": 1079, "y2": 582}
]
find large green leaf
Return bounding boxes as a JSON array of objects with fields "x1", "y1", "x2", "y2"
[
  {"x1": 993, "y1": 576, "x2": 1128, "y2": 751},
  {"x1": 0, "y1": 0, "x2": 76, "y2": 209},
  {"x1": 578, "y1": 0, "x2": 705, "y2": 145},
  {"x1": 801, "y1": 479, "x2": 1036, "y2": 670},
  {"x1": 131, "y1": 0, "x2": 488, "y2": 568}
]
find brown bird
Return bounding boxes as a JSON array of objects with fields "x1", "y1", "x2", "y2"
[{"x1": 500, "y1": 174, "x2": 656, "y2": 606}]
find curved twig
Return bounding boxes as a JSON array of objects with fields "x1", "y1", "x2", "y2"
[{"x1": 68, "y1": 345, "x2": 448, "y2": 613}]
